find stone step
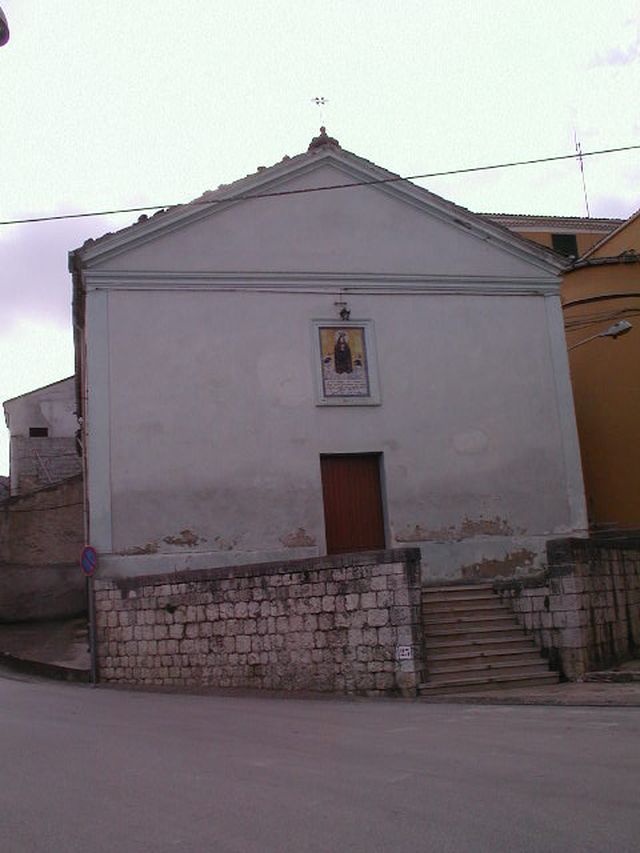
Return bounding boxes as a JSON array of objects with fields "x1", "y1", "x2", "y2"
[
  {"x1": 424, "y1": 613, "x2": 518, "y2": 630},
  {"x1": 423, "y1": 599, "x2": 511, "y2": 614},
  {"x1": 428, "y1": 647, "x2": 543, "y2": 667},
  {"x1": 422, "y1": 591, "x2": 500, "y2": 604},
  {"x1": 419, "y1": 671, "x2": 559, "y2": 696},
  {"x1": 425, "y1": 626, "x2": 529, "y2": 642},
  {"x1": 426, "y1": 635, "x2": 536, "y2": 653},
  {"x1": 422, "y1": 584, "x2": 494, "y2": 599},
  {"x1": 427, "y1": 658, "x2": 551, "y2": 682}
]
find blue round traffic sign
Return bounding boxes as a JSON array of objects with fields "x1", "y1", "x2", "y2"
[{"x1": 81, "y1": 546, "x2": 98, "y2": 577}]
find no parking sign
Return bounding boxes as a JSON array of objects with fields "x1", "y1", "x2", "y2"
[{"x1": 80, "y1": 545, "x2": 98, "y2": 577}]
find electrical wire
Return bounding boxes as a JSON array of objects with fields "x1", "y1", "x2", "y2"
[{"x1": 1, "y1": 142, "x2": 639, "y2": 227}]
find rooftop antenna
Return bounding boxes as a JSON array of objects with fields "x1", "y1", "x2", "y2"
[
  {"x1": 311, "y1": 96, "x2": 329, "y2": 126},
  {"x1": 574, "y1": 130, "x2": 591, "y2": 218}
]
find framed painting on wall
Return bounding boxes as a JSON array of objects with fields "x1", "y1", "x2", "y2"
[{"x1": 311, "y1": 319, "x2": 381, "y2": 406}]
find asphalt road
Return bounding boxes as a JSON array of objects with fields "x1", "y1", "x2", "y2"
[{"x1": 1, "y1": 672, "x2": 638, "y2": 853}]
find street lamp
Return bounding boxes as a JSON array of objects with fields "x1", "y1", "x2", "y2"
[
  {"x1": 0, "y1": 6, "x2": 9, "y2": 46},
  {"x1": 568, "y1": 320, "x2": 633, "y2": 351}
]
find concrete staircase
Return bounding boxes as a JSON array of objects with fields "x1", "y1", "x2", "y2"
[{"x1": 420, "y1": 582, "x2": 559, "y2": 695}]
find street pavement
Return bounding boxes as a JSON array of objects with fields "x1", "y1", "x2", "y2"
[
  {"x1": 0, "y1": 670, "x2": 638, "y2": 853},
  {"x1": 2, "y1": 618, "x2": 640, "y2": 706},
  {"x1": 0, "y1": 617, "x2": 90, "y2": 673}
]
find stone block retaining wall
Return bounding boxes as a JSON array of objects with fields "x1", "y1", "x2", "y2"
[
  {"x1": 94, "y1": 548, "x2": 423, "y2": 695},
  {"x1": 495, "y1": 537, "x2": 640, "y2": 679}
]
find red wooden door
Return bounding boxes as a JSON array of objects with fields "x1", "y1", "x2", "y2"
[{"x1": 320, "y1": 455, "x2": 386, "y2": 555}]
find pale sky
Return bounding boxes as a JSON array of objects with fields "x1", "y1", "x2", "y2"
[{"x1": 1, "y1": 0, "x2": 639, "y2": 474}]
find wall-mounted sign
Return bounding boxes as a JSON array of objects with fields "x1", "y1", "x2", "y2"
[
  {"x1": 80, "y1": 546, "x2": 98, "y2": 577},
  {"x1": 396, "y1": 645, "x2": 413, "y2": 661},
  {"x1": 312, "y1": 319, "x2": 381, "y2": 406}
]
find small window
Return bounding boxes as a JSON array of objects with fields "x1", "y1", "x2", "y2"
[
  {"x1": 29, "y1": 427, "x2": 48, "y2": 437},
  {"x1": 551, "y1": 233, "x2": 578, "y2": 257}
]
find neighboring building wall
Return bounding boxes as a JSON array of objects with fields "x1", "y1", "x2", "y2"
[
  {"x1": 495, "y1": 537, "x2": 640, "y2": 679},
  {"x1": 512, "y1": 230, "x2": 607, "y2": 258},
  {"x1": 93, "y1": 548, "x2": 423, "y2": 695},
  {"x1": 563, "y1": 231, "x2": 640, "y2": 530},
  {"x1": 0, "y1": 475, "x2": 84, "y2": 565},
  {"x1": 484, "y1": 215, "x2": 621, "y2": 259},
  {"x1": 9, "y1": 436, "x2": 81, "y2": 496},
  {"x1": 3, "y1": 377, "x2": 81, "y2": 496}
]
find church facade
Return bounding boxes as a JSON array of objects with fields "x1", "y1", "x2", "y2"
[{"x1": 70, "y1": 129, "x2": 587, "y2": 581}]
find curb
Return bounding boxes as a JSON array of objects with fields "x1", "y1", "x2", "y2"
[
  {"x1": 0, "y1": 652, "x2": 91, "y2": 684},
  {"x1": 419, "y1": 696, "x2": 640, "y2": 708},
  {"x1": 418, "y1": 689, "x2": 640, "y2": 707}
]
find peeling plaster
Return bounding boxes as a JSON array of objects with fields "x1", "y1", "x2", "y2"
[
  {"x1": 395, "y1": 523, "x2": 455, "y2": 543},
  {"x1": 459, "y1": 516, "x2": 514, "y2": 538},
  {"x1": 121, "y1": 542, "x2": 159, "y2": 555},
  {"x1": 395, "y1": 515, "x2": 515, "y2": 543},
  {"x1": 460, "y1": 548, "x2": 536, "y2": 579},
  {"x1": 280, "y1": 527, "x2": 316, "y2": 548},
  {"x1": 163, "y1": 529, "x2": 204, "y2": 548}
]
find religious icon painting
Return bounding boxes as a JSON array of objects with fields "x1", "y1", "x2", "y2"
[{"x1": 311, "y1": 320, "x2": 381, "y2": 406}]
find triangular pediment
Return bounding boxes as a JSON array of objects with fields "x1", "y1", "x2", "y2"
[{"x1": 75, "y1": 146, "x2": 564, "y2": 284}]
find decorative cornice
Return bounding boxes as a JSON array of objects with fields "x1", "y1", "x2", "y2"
[
  {"x1": 83, "y1": 269, "x2": 560, "y2": 296},
  {"x1": 483, "y1": 213, "x2": 622, "y2": 232}
]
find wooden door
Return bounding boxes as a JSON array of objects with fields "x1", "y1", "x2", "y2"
[{"x1": 320, "y1": 454, "x2": 386, "y2": 555}]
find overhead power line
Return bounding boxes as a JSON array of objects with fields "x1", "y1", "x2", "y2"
[{"x1": 1, "y1": 142, "x2": 638, "y2": 227}]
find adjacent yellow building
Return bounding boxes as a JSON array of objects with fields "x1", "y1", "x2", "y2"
[
  {"x1": 485, "y1": 213, "x2": 622, "y2": 258},
  {"x1": 562, "y1": 211, "x2": 640, "y2": 531},
  {"x1": 485, "y1": 210, "x2": 639, "y2": 531}
]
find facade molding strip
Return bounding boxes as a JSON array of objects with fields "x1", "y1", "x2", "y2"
[{"x1": 83, "y1": 271, "x2": 560, "y2": 296}]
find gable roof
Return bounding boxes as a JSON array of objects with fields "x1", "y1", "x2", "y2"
[
  {"x1": 579, "y1": 205, "x2": 640, "y2": 261},
  {"x1": 70, "y1": 129, "x2": 565, "y2": 275},
  {"x1": 481, "y1": 213, "x2": 622, "y2": 234},
  {"x1": 3, "y1": 376, "x2": 75, "y2": 408}
]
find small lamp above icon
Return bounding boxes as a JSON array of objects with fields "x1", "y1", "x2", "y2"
[{"x1": 335, "y1": 300, "x2": 351, "y2": 321}]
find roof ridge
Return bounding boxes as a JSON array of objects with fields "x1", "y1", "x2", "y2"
[{"x1": 482, "y1": 212, "x2": 624, "y2": 223}]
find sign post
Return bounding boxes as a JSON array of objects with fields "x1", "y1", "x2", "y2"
[{"x1": 80, "y1": 546, "x2": 99, "y2": 684}]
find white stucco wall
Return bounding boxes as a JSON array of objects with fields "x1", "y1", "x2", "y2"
[{"x1": 78, "y1": 152, "x2": 586, "y2": 579}]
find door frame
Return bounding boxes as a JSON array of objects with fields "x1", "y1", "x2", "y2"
[{"x1": 318, "y1": 451, "x2": 389, "y2": 556}]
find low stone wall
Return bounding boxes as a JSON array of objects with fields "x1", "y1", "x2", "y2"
[
  {"x1": 0, "y1": 475, "x2": 84, "y2": 565},
  {"x1": 495, "y1": 537, "x2": 640, "y2": 679},
  {"x1": 94, "y1": 549, "x2": 423, "y2": 695}
]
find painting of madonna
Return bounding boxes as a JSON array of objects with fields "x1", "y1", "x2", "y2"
[{"x1": 319, "y1": 326, "x2": 369, "y2": 397}]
